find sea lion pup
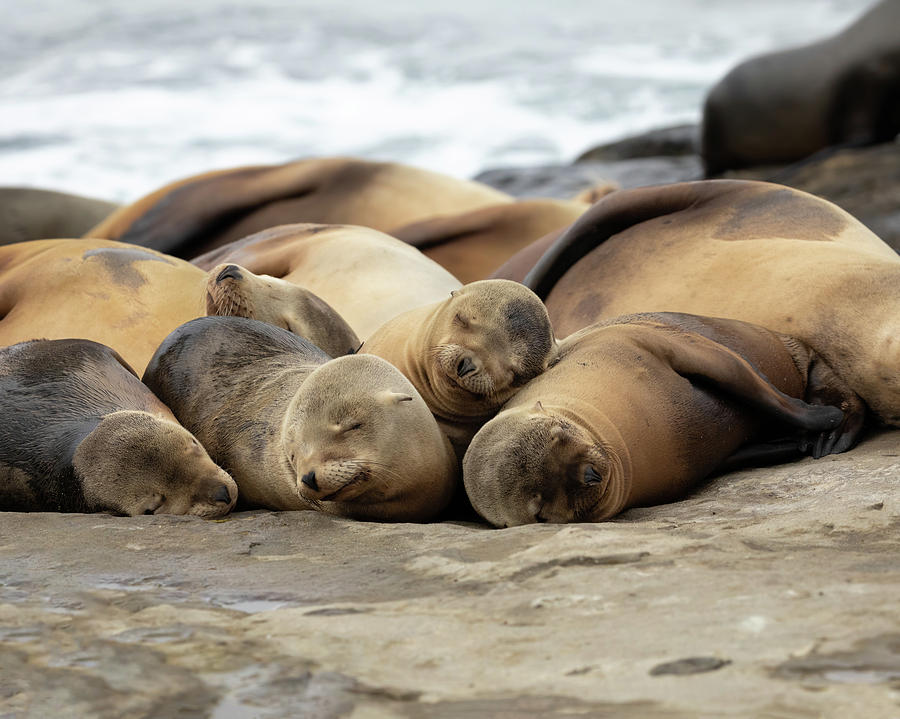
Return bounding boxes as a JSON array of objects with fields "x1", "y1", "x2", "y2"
[
  {"x1": 192, "y1": 223, "x2": 462, "y2": 339},
  {"x1": 390, "y1": 198, "x2": 591, "y2": 283},
  {"x1": 0, "y1": 339, "x2": 237, "y2": 517},
  {"x1": 508, "y1": 180, "x2": 900, "y2": 426},
  {"x1": 702, "y1": 0, "x2": 900, "y2": 174},
  {"x1": 205, "y1": 262, "x2": 359, "y2": 357},
  {"x1": 85, "y1": 156, "x2": 512, "y2": 258},
  {"x1": 0, "y1": 187, "x2": 118, "y2": 246},
  {"x1": 361, "y1": 279, "x2": 557, "y2": 455},
  {"x1": 143, "y1": 317, "x2": 458, "y2": 521},
  {"x1": 463, "y1": 313, "x2": 860, "y2": 528}
]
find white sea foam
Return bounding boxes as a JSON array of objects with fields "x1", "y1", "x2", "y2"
[{"x1": 0, "y1": 0, "x2": 873, "y2": 201}]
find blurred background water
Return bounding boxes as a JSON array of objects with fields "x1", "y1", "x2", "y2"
[{"x1": 0, "y1": 0, "x2": 873, "y2": 201}]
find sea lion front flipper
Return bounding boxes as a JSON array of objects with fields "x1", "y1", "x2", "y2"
[
  {"x1": 798, "y1": 352, "x2": 868, "y2": 458},
  {"x1": 649, "y1": 328, "x2": 845, "y2": 432},
  {"x1": 391, "y1": 207, "x2": 495, "y2": 251}
]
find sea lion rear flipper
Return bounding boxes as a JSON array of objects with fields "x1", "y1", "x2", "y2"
[{"x1": 651, "y1": 328, "x2": 845, "y2": 433}]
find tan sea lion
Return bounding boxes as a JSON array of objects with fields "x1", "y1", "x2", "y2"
[
  {"x1": 0, "y1": 338, "x2": 237, "y2": 516},
  {"x1": 0, "y1": 239, "x2": 359, "y2": 373},
  {"x1": 702, "y1": 0, "x2": 900, "y2": 174},
  {"x1": 0, "y1": 239, "x2": 206, "y2": 374},
  {"x1": 143, "y1": 316, "x2": 458, "y2": 521},
  {"x1": 0, "y1": 187, "x2": 118, "y2": 246},
  {"x1": 205, "y1": 262, "x2": 360, "y2": 357},
  {"x1": 361, "y1": 279, "x2": 557, "y2": 455},
  {"x1": 192, "y1": 223, "x2": 462, "y2": 339},
  {"x1": 85, "y1": 157, "x2": 512, "y2": 258},
  {"x1": 515, "y1": 179, "x2": 900, "y2": 426},
  {"x1": 463, "y1": 313, "x2": 860, "y2": 527},
  {"x1": 391, "y1": 198, "x2": 590, "y2": 283}
]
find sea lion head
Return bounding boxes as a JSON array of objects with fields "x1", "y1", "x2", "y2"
[
  {"x1": 463, "y1": 402, "x2": 629, "y2": 527},
  {"x1": 73, "y1": 411, "x2": 238, "y2": 518},
  {"x1": 425, "y1": 279, "x2": 556, "y2": 419},
  {"x1": 206, "y1": 263, "x2": 359, "y2": 357},
  {"x1": 282, "y1": 354, "x2": 458, "y2": 521}
]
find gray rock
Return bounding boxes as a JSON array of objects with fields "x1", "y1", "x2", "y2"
[
  {"x1": 575, "y1": 124, "x2": 699, "y2": 163},
  {"x1": 1, "y1": 429, "x2": 898, "y2": 716},
  {"x1": 474, "y1": 155, "x2": 702, "y2": 200}
]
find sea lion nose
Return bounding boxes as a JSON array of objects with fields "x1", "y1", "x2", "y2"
[
  {"x1": 300, "y1": 470, "x2": 319, "y2": 492},
  {"x1": 456, "y1": 356, "x2": 477, "y2": 378},
  {"x1": 213, "y1": 484, "x2": 233, "y2": 504},
  {"x1": 216, "y1": 265, "x2": 243, "y2": 283}
]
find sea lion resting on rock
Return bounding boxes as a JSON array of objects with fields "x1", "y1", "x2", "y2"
[
  {"x1": 0, "y1": 187, "x2": 118, "y2": 246},
  {"x1": 193, "y1": 223, "x2": 462, "y2": 339},
  {"x1": 205, "y1": 262, "x2": 359, "y2": 357},
  {"x1": 361, "y1": 279, "x2": 556, "y2": 455},
  {"x1": 702, "y1": 0, "x2": 900, "y2": 174},
  {"x1": 506, "y1": 180, "x2": 900, "y2": 426},
  {"x1": 0, "y1": 339, "x2": 237, "y2": 516},
  {"x1": 0, "y1": 239, "x2": 359, "y2": 373},
  {"x1": 143, "y1": 317, "x2": 458, "y2": 521},
  {"x1": 463, "y1": 313, "x2": 861, "y2": 527},
  {"x1": 391, "y1": 198, "x2": 591, "y2": 283},
  {"x1": 85, "y1": 156, "x2": 512, "y2": 258}
]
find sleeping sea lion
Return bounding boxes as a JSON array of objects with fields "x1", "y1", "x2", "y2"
[
  {"x1": 143, "y1": 317, "x2": 458, "y2": 521},
  {"x1": 0, "y1": 338, "x2": 237, "y2": 516},
  {"x1": 463, "y1": 312, "x2": 860, "y2": 527},
  {"x1": 0, "y1": 187, "x2": 118, "y2": 246},
  {"x1": 361, "y1": 279, "x2": 556, "y2": 455},
  {"x1": 0, "y1": 239, "x2": 357, "y2": 372},
  {"x1": 508, "y1": 179, "x2": 900, "y2": 426},
  {"x1": 85, "y1": 157, "x2": 512, "y2": 258},
  {"x1": 192, "y1": 223, "x2": 461, "y2": 340},
  {"x1": 391, "y1": 198, "x2": 590, "y2": 283},
  {"x1": 205, "y1": 262, "x2": 359, "y2": 358}
]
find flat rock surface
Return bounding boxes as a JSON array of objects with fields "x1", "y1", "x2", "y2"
[{"x1": 2, "y1": 430, "x2": 899, "y2": 718}]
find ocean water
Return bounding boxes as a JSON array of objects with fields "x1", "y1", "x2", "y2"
[{"x1": 0, "y1": 0, "x2": 873, "y2": 202}]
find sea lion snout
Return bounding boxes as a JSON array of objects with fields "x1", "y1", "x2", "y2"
[
  {"x1": 456, "y1": 355, "x2": 477, "y2": 378},
  {"x1": 300, "y1": 470, "x2": 319, "y2": 491},
  {"x1": 216, "y1": 264, "x2": 243, "y2": 283}
]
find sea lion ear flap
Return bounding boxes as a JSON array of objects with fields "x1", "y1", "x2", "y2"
[
  {"x1": 450, "y1": 289, "x2": 459, "y2": 298},
  {"x1": 656, "y1": 330, "x2": 845, "y2": 432},
  {"x1": 376, "y1": 391, "x2": 414, "y2": 405},
  {"x1": 533, "y1": 400, "x2": 548, "y2": 414}
]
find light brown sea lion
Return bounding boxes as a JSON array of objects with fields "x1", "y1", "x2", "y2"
[
  {"x1": 85, "y1": 157, "x2": 512, "y2": 258},
  {"x1": 702, "y1": 0, "x2": 900, "y2": 174},
  {"x1": 514, "y1": 179, "x2": 900, "y2": 426},
  {"x1": 391, "y1": 198, "x2": 590, "y2": 283},
  {"x1": 143, "y1": 317, "x2": 458, "y2": 522},
  {"x1": 0, "y1": 239, "x2": 206, "y2": 374},
  {"x1": 0, "y1": 239, "x2": 358, "y2": 373},
  {"x1": 463, "y1": 312, "x2": 859, "y2": 527},
  {"x1": 205, "y1": 262, "x2": 359, "y2": 358},
  {"x1": 0, "y1": 338, "x2": 237, "y2": 516},
  {"x1": 361, "y1": 279, "x2": 557, "y2": 455},
  {"x1": 192, "y1": 223, "x2": 462, "y2": 339},
  {"x1": 0, "y1": 187, "x2": 118, "y2": 246}
]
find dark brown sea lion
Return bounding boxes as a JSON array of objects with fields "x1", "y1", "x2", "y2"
[
  {"x1": 143, "y1": 317, "x2": 458, "y2": 521},
  {"x1": 0, "y1": 187, "x2": 118, "y2": 246},
  {"x1": 511, "y1": 179, "x2": 900, "y2": 426},
  {"x1": 463, "y1": 313, "x2": 860, "y2": 527},
  {"x1": 702, "y1": 0, "x2": 900, "y2": 174},
  {"x1": 85, "y1": 157, "x2": 511, "y2": 258},
  {"x1": 0, "y1": 339, "x2": 237, "y2": 516}
]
